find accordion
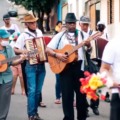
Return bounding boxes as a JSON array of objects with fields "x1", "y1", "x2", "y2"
[
  {"x1": 25, "y1": 37, "x2": 47, "y2": 65},
  {"x1": 91, "y1": 38, "x2": 108, "y2": 59}
]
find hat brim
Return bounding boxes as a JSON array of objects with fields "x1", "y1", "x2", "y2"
[
  {"x1": 2, "y1": 34, "x2": 10, "y2": 39},
  {"x1": 65, "y1": 20, "x2": 78, "y2": 23},
  {"x1": 22, "y1": 18, "x2": 38, "y2": 23},
  {"x1": 80, "y1": 21, "x2": 90, "y2": 24}
]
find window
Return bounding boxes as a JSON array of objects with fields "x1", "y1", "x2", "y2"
[{"x1": 107, "y1": 0, "x2": 114, "y2": 24}]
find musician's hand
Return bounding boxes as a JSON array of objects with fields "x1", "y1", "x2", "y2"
[
  {"x1": 84, "y1": 40, "x2": 91, "y2": 48},
  {"x1": 22, "y1": 49, "x2": 29, "y2": 54},
  {"x1": 20, "y1": 54, "x2": 28, "y2": 61},
  {"x1": 56, "y1": 53, "x2": 68, "y2": 62}
]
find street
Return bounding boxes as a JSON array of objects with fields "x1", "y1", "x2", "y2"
[{"x1": 0, "y1": 0, "x2": 110, "y2": 120}]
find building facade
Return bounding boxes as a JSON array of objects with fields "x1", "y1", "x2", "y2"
[{"x1": 64, "y1": 0, "x2": 120, "y2": 40}]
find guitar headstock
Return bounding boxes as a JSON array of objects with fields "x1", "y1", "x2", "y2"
[{"x1": 88, "y1": 31, "x2": 103, "y2": 41}]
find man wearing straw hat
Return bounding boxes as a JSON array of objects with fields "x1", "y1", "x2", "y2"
[{"x1": 14, "y1": 14, "x2": 46, "y2": 120}]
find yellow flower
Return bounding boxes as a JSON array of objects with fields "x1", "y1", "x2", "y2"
[{"x1": 89, "y1": 75, "x2": 103, "y2": 90}]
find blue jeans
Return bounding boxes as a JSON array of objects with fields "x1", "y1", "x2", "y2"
[
  {"x1": 25, "y1": 62, "x2": 46, "y2": 117},
  {"x1": 55, "y1": 74, "x2": 61, "y2": 99}
]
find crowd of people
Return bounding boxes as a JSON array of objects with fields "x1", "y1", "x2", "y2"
[{"x1": 0, "y1": 12, "x2": 119, "y2": 120}]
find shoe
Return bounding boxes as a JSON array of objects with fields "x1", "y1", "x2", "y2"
[
  {"x1": 54, "y1": 99, "x2": 61, "y2": 104},
  {"x1": 39, "y1": 102, "x2": 46, "y2": 107},
  {"x1": 91, "y1": 107, "x2": 99, "y2": 115},
  {"x1": 34, "y1": 113, "x2": 43, "y2": 120},
  {"x1": 28, "y1": 116, "x2": 35, "y2": 120},
  {"x1": 104, "y1": 97, "x2": 111, "y2": 103}
]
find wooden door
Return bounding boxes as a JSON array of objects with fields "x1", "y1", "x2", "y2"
[{"x1": 90, "y1": 4, "x2": 96, "y2": 30}]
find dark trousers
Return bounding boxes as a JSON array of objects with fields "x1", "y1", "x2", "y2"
[
  {"x1": 55, "y1": 74, "x2": 61, "y2": 99},
  {"x1": 110, "y1": 93, "x2": 120, "y2": 120},
  {"x1": 39, "y1": 93, "x2": 42, "y2": 103},
  {"x1": 0, "y1": 81, "x2": 12, "y2": 120},
  {"x1": 60, "y1": 61, "x2": 88, "y2": 120},
  {"x1": 90, "y1": 99, "x2": 99, "y2": 108}
]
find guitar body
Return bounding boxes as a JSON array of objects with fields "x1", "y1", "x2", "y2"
[
  {"x1": 48, "y1": 31, "x2": 102, "y2": 74},
  {"x1": 0, "y1": 54, "x2": 7, "y2": 72},
  {"x1": 48, "y1": 44, "x2": 78, "y2": 74}
]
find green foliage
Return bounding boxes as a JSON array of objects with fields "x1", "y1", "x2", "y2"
[
  {"x1": 10, "y1": 0, "x2": 60, "y2": 31},
  {"x1": 10, "y1": 0, "x2": 60, "y2": 13}
]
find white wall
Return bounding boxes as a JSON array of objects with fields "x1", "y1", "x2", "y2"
[
  {"x1": 68, "y1": 0, "x2": 84, "y2": 18},
  {"x1": 101, "y1": 0, "x2": 120, "y2": 40}
]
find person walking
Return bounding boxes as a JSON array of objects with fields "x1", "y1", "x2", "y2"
[
  {"x1": 1, "y1": 13, "x2": 20, "y2": 35},
  {"x1": 9, "y1": 32, "x2": 25, "y2": 95},
  {"x1": 79, "y1": 16, "x2": 100, "y2": 116},
  {"x1": 54, "y1": 21, "x2": 63, "y2": 104},
  {"x1": 0, "y1": 29, "x2": 26, "y2": 120},
  {"x1": 14, "y1": 14, "x2": 46, "y2": 120},
  {"x1": 100, "y1": 35, "x2": 120, "y2": 120},
  {"x1": 55, "y1": 21, "x2": 62, "y2": 34},
  {"x1": 96, "y1": 21, "x2": 110, "y2": 103},
  {"x1": 46, "y1": 13, "x2": 91, "y2": 120}
]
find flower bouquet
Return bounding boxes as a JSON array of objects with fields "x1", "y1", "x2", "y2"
[{"x1": 80, "y1": 71, "x2": 112, "y2": 101}]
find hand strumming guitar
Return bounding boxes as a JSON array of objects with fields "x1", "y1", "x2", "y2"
[
  {"x1": 12, "y1": 54, "x2": 27, "y2": 66},
  {"x1": 55, "y1": 53, "x2": 68, "y2": 62}
]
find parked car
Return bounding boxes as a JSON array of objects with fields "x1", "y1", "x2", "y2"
[{"x1": 8, "y1": 7, "x2": 18, "y2": 17}]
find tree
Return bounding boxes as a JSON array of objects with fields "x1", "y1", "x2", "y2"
[{"x1": 9, "y1": 0, "x2": 60, "y2": 32}]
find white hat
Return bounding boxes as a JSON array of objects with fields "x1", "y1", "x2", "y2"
[{"x1": 97, "y1": 21, "x2": 105, "y2": 26}]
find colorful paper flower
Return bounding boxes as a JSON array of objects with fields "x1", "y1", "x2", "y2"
[{"x1": 79, "y1": 71, "x2": 109, "y2": 101}]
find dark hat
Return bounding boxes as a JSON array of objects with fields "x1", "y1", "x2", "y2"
[
  {"x1": 65, "y1": 13, "x2": 77, "y2": 23},
  {"x1": 3, "y1": 14, "x2": 10, "y2": 19},
  {"x1": 80, "y1": 16, "x2": 90, "y2": 24},
  {"x1": 0, "y1": 29, "x2": 10, "y2": 38}
]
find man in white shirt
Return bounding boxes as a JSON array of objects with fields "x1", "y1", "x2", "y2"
[
  {"x1": 79, "y1": 16, "x2": 100, "y2": 116},
  {"x1": 14, "y1": 14, "x2": 46, "y2": 120},
  {"x1": 100, "y1": 38, "x2": 120, "y2": 120},
  {"x1": 1, "y1": 14, "x2": 20, "y2": 35},
  {"x1": 46, "y1": 13, "x2": 92, "y2": 120}
]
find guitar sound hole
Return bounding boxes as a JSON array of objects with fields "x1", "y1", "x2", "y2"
[{"x1": 64, "y1": 52, "x2": 68, "y2": 56}]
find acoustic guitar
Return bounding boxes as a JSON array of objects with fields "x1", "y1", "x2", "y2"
[
  {"x1": 0, "y1": 49, "x2": 38, "y2": 72},
  {"x1": 48, "y1": 32, "x2": 102, "y2": 74}
]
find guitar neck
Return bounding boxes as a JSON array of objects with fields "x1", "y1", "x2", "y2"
[
  {"x1": 68, "y1": 32, "x2": 101, "y2": 56},
  {"x1": 68, "y1": 42, "x2": 85, "y2": 56},
  {"x1": 1, "y1": 55, "x2": 20, "y2": 65}
]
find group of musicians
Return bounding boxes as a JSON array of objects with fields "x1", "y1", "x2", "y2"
[{"x1": 0, "y1": 12, "x2": 111, "y2": 120}]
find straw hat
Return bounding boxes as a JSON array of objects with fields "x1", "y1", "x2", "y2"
[{"x1": 22, "y1": 14, "x2": 38, "y2": 23}]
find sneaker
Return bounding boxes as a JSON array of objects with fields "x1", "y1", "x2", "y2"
[
  {"x1": 34, "y1": 113, "x2": 43, "y2": 120},
  {"x1": 91, "y1": 107, "x2": 99, "y2": 115}
]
